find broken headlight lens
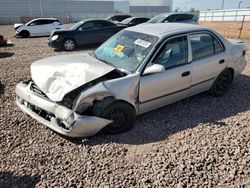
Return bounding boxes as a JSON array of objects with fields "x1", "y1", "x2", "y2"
[{"x1": 61, "y1": 97, "x2": 73, "y2": 109}]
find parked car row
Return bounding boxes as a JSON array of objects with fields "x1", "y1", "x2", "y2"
[{"x1": 14, "y1": 12, "x2": 199, "y2": 51}]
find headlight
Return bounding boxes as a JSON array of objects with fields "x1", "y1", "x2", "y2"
[{"x1": 51, "y1": 35, "x2": 59, "y2": 41}]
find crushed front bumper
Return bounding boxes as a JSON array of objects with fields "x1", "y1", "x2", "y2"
[
  {"x1": 15, "y1": 82, "x2": 112, "y2": 137},
  {"x1": 47, "y1": 38, "x2": 62, "y2": 49},
  {"x1": 15, "y1": 30, "x2": 21, "y2": 37}
]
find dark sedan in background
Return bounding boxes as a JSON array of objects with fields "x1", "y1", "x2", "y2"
[
  {"x1": 118, "y1": 17, "x2": 150, "y2": 27},
  {"x1": 48, "y1": 19, "x2": 126, "y2": 51},
  {"x1": 105, "y1": 14, "x2": 132, "y2": 23}
]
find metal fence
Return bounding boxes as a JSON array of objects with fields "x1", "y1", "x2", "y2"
[{"x1": 199, "y1": 8, "x2": 250, "y2": 22}]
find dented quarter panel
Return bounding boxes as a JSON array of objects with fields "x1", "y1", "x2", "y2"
[{"x1": 226, "y1": 39, "x2": 247, "y2": 75}]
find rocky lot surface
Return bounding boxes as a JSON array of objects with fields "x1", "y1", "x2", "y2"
[{"x1": 0, "y1": 25, "x2": 250, "y2": 188}]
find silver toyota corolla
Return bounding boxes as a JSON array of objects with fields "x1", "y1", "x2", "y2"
[{"x1": 15, "y1": 23, "x2": 247, "y2": 137}]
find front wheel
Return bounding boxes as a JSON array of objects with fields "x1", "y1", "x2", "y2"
[
  {"x1": 20, "y1": 30, "x2": 30, "y2": 38},
  {"x1": 98, "y1": 102, "x2": 136, "y2": 134},
  {"x1": 209, "y1": 69, "x2": 233, "y2": 97},
  {"x1": 63, "y1": 39, "x2": 76, "y2": 51}
]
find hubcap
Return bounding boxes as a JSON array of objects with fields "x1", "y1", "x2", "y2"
[
  {"x1": 216, "y1": 76, "x2": 228, "y2": 91},
  {"x1": 106, "y1": 108, "x2": 128, "y2": 131},
  {"x1": 64, "y1": 40, "x2": 75, "y2": 50}
]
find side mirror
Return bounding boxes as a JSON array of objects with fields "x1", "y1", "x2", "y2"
[{"x1": 143, "y1": 64, "x2": 165, "y2": 75}]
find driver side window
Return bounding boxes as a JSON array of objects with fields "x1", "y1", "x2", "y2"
[
  {"x1": 78, "y1": 21, "x2": 95, "y2": 31},
  {"x1": 152, "y1": 36, "x2": 188, "y2": 69}
]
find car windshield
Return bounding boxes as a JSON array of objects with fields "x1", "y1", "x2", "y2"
[
  {"x1": 147, "y1": 14, "x2": 167, "y2": 23},
  {"x1": 69, "y1": 21, "x2": 84, "y2": 30},
  {"x1": 92, "y1": 30, "x2": 158, "y2": 72},
  {"x1": 25, "y1": 19, "x2": 36, "y2": 25}
]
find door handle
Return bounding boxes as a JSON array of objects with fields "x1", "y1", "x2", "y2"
[
  {"x1": 219, "y1": 59, "x2": 225, "y2": 64},
  {"x1": 181, "y1": 71, "x2": 190, "y2": 77}
]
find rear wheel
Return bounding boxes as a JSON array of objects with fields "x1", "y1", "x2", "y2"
[
  {"x1": 209, "y1": 69, "x2": 233, "y2": 97},
  {"x1": 95, "y1": 102, "x2": 136, "y2": 134},
  {"x1": 63, "y1": 38, "x2": 76, "y2": 51},
  {"x1": 21, "y1": 30, "x2": 30, "y2": 38}
]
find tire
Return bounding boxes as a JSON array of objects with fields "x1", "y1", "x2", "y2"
[
  {"x1": 209, "y1": 69, "x2": 233, "y2": 97},
  {"x1": 95, "y1": 101, "x2": 136, "y2": 134},
  {"x1": 62, "y1": 38, "x2": 76, "y2": 51},
  {"x1": 21, "y1": 30, "x2": 30, "y2": 38}
]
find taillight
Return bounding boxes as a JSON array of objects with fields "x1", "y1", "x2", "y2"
[{"x1": 242, "y1": 49, "x2": 246, "y2": 56}]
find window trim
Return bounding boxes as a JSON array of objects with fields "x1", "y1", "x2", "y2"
[
  {"x1": 139, "y1": 29, "x2": 225, "y2": 76},
  {"x1": 188, "y1": 31, "x2": 225, "y2": 62}
]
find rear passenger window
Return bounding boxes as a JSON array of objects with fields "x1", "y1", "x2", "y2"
[
  {"x1": 177, "y1": 14, "x2": 193, "y2": 21},
  {"x1": 165, "y1": 15, "x2": 178, "y2": 22},
  {"x1": 190, "y1": 33, "x2": 223, "y2": 60},
  {"x1": 96, "y1": 21, "x2": 114, "y2": 28},
  {"x1": 43, "y1": 20, "x2": 54, "y2": 24}
]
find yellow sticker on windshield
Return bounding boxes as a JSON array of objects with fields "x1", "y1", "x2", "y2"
[{"x1": 114, "y1": 45, "x2": 124, "y2": 53}]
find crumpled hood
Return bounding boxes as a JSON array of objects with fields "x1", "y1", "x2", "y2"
[
  {"x1": 31, "y1": 53, "x2": 114, "y2": 102},
  {"x1": 14, "y1": 23, "x2": 23, "y2": 30}
]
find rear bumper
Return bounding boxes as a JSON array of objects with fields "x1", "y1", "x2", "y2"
[{"x1": 15, "y1": 82, "x2": 111, "y2": 137}]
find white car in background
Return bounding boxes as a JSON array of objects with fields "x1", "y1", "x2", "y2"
[{"x1": 14, "y1": 18, "x2": 64, "y2": 38}]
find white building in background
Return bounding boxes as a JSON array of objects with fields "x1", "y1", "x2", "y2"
[{"x1": 0, "y1": 0, "x2": 173, "y2": 24}]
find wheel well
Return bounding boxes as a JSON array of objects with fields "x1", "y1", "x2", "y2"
[
  {"x1": 21, "y1": 30, "x2": 30, "y2": 35},
  {"x1": 115, "y1": 100, "x2": 136, "y2": 112},
  {"x1": 92, "y1": 98, "x2": 136, "y2": 116},
  {"x1": 226, "y1": 68, "x2": 234, "y2": 82}
]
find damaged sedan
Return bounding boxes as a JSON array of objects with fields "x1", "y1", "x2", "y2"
[{"x1": 16, "y1": 23, "x2": 247, "y2": 137}]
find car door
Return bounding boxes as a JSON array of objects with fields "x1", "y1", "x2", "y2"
[
  {"x1": 139, "y1": 35, "x2": 192, "y2": 113},
  {"x1": 44, "y1": 20, "x2": 60, "y2": 35},
  {"x1": 27, "y1": 20, "x2": 43, "y2": 36},
  {"x1": 75, "y1": 21, "x2": 100, "y2": 45},
  {"x1": 188, "y1": 32, "x2": 226, "y2": 95},
  {"x1": 41, "y1": 20, "x2": 55, "y2": 35},
  {"x1": 95, "y1": 21, "x2": 118, "y2": 42}
]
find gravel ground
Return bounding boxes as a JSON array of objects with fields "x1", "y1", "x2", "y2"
[{"x1": 0, "y1": 25, "x2": 250, "y2": 188}]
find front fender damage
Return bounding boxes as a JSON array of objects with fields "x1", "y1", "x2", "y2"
[{"x1": 57, "y1": 73, "x2": 140, "y2": 137}]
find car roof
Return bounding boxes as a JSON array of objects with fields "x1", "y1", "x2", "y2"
[
  {"x1": 126, "y1": 23, "x2": 208, "y2": 37},
  {"x1": 129, "y1": 17, "x2": 149, "y2": 19},
  {"x1": 160, "y1": 12, "x2": 196, "y2": 17},
  {"x1": 32, "y1": 18, "x2": 58, "y2": 21},
  {"x1": 80, "y1": 19, "x2": 112, "y2": 22},
  {"x1": 109, "y1": 14, "x2": 131, "y2": 17}
]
